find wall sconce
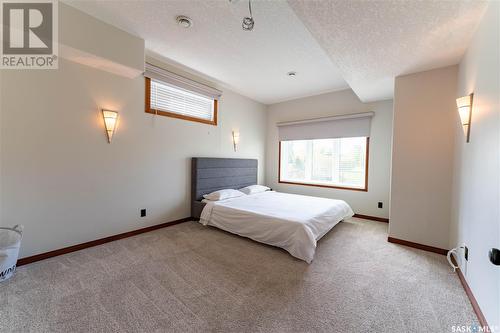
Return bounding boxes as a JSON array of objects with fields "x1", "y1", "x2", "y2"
[
  {"x1": 102, "y1": 109, "x2": 118, "y2": 143},
  {"x1": 456, "y1": 93, "x2": 473, "y2": 143},
  {"x1": 232, "y1": 131, "x2": 240, "y2": 152}
]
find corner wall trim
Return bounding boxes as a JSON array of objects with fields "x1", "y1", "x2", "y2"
[
  {"x1": 450, "y1": 257, "x2": 490, "y2": 329},
  {"x1": 353, "y1": 214, "x2": 389, "y2": 223},
  {"x1": 17, "y1": 217, "x2": 191, "y2": 267},
  {"x1": 387, "y1": 236, "x2": 448, "y2": 255}
]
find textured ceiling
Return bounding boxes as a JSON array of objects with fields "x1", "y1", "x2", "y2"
[
  {"x1": 288, "y1": 0, "x2": 488, "y2": 102},
  {"x1": 63, "y1": 0, "x2": 349, "y2": 104}
]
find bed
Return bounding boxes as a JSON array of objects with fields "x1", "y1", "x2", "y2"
[{"x1": 191, "y1": 157, "x2": 354, "y2": 263}]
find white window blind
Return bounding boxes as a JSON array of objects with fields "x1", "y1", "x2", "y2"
[
  {"x1": 144, "y1": 62, "x2": 222, "y2": 100},
  {"x1": 150, "y1": 79, "x2": 215, "y2": 122},
  {"x1": 277, "y1": 112, "x2": 374, "y2": 141}
]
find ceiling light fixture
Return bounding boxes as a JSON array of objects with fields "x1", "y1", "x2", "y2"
[
  {"x1": 242, "y1": 0, "x2": 254, "y2": 31},
  {"x1": 287, "y1": 71, "x2": 297, "y2": 77},
  {"x1": 176, "y1": 15, "x2": 193, "y2": 28}
]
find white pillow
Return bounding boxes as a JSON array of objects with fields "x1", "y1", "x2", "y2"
[
  {"x1": 202, "y1": 189, "x2": 246, "y2": 201},
  {"x1": 239, "y1": 185, "x2": 270, "y2": 195}
]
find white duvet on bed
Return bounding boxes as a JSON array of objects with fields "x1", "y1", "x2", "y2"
[{"x1": 200, "y1": 191, "x2": 354, "y2": 263}]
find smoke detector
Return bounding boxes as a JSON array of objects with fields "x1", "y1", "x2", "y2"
[
  {"x1": 176, "y1": 15, "x2": 193, "y2": 28},
  {"x1": 287, "y1": 71, "x2": 297, "y2": 77}
]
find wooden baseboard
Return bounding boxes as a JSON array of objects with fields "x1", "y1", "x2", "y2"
[
  {"x1": 353, "y1": 214, "x2": 389, "y2": 223},
  {"x1": 389, "y1": 238, "x2": 490, "y2": 328},
  {"x1": 387, "y1": 236, "x2": 448, "y2": 255},
  {"x1": 450, "y1": 257, "x2": 490, "y2": 330},
  {"x1": 17, "y1": 217, "x2": 191, "y2": 266},
  {"x1": 389, "y1": 238, "x2": 489, "y2": 328}
]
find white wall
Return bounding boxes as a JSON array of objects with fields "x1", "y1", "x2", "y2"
[
  {"x1": 389, "y1": 66, "x2": 458, "y2": 249},
  {"x1": 59, "y1": 3, "x2": 144, "y2": 76},
  {"x1": 450, "y1": 2, "x2": 499, "y2": 328},
  {"x1": 0, "y1": 5, "x2": 267, "y2": 258},
  {"x1": 0, "y1": 70, "x2": 2, "y2": 222},
  {"x1": 266, "y1": 89, "x2": 393, "y2": 218}
]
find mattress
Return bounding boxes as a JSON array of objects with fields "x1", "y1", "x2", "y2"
[{"x1": 200, "y1": 191, "x2": 354, "y2": 263}]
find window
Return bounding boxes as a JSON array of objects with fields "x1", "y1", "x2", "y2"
[
  {"x1": 145, "y1": 78, "x2": 218, "y2": 125},
  {"x1": 279, "y1": 137, "x2": 369, "y2": 191}
]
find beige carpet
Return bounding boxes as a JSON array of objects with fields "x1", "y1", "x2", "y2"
[{"x1": 0, "y1": 218, "x2": 477, "y2": 332}]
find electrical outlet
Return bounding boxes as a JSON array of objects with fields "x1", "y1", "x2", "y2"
[
  {"x1": 140, "y1": 209, "x2": 146, "y2": 217},
  {"x1": 378, "y1": 202, "x2": 383, "y2": 209}
]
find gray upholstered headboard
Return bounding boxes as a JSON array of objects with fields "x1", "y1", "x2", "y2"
[{"x1": 191, "y1": 157, "x2": 258, "y2": 219}]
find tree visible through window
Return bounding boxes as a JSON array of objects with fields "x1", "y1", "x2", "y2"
[{"x1": 279, "y1": 137, "x2": 369, "y2": 191}]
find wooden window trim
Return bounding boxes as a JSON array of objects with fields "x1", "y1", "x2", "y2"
[
  {"x1": 145, "y1": 77, "x2": 218, "y2": 126},
  {"x1": 278, "y1": 137, "x2": 370, "y2": 192}
]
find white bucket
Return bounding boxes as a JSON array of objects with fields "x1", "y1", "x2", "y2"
[{"x1": 0, "y1": 225, "x2": 23, "y2": 282}]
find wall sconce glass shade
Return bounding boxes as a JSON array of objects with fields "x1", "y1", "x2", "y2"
[
  {"x1": 456, "y1": 93, "x2": 473, "y2": 143},
  {"x1": 102, "y1": 110, "x2": 118, "y2": 143},
  {"x1": 232, "y1": 131, "x2": 240, "y2": 152}
]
